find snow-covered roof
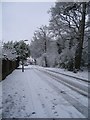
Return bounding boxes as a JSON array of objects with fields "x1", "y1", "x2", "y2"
[{"x1": 27, "y1": 57, "x2": 34, "y2": 62}]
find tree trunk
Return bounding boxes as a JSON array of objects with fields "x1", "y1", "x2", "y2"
[
  {"x1": 44, "y1": 33, "x2": 48, "y2": 67},
  {"x1": 22, "y1": 59, "x2": 24, "y2": 72},
  {"x1": 44, "y1": 56, "x2": 48, "y2": 67},
  {"x1": 75, "y1": 3, "x2": 86, "y2": 70}
]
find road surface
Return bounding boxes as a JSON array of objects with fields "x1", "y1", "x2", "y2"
[{"x1": 0, "y1": 65, "x2": 88, "y2": 118}]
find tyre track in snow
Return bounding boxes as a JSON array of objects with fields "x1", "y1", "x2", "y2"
[
  {"x1": 33, "y1": 69, "x2": 84, "y2": 118},
  {"x1": 45, "y1": 69, "x2": 89, "y2": 83},
  {"x1": 26, "y1": 69, "x2": 54, "y2": 118},
  {"x1": 34, "y1": 68, "x2": 88, "y2": 118},
  {"x1": 36, "y1": 68, "x2": 88, "y2": 97},
  {"x1": 31, "y1": 69, "x2": 65, "y2": 118}
]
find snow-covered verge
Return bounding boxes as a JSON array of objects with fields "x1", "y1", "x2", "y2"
[
  {"x1": 44, "y1": 67, "x2": 88, "y2": 81},
  {"x1": 0, "y1": 65, "x2": 88, "y2": 118}
]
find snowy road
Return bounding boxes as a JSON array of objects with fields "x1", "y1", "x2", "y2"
[
  {"x1": 36, "y1": 67, "x2": 88, "y2": 97},
  {"x1": 1, "y1": 65, "x2": 88, "y2": 118}
]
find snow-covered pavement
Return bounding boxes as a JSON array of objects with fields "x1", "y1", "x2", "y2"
[{"x1": 0, "y1": 65, "x2": 88, "y2": 118}]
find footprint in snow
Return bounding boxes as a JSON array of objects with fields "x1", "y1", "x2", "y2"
[
  {"x1": 52, "y1": 105, "x2": 55, "y2": 108},
  {"x1": 5, "y1": 99, "x2": 9, "y2": 103},
  {"x1": 53, "y1": 98, "x2": 56, "y2": 101},
  {"x1": 15, "y1": 92, "x2": 18, "y2": 94},
  {"x1": 18, "y1": 109, "x2": 21, "y2": 112},
  {"x1": 60, "y1": 91, "x2": 66, "y2": 94},
  {"x1": 8, "y1": 94, "x2": 11, "y2": 97},
  {"x1": 54, "y1": 111, "x2": 57, "y2": 114},
  {"x1": 23, "y1": 95, "x2": 25, "y2": 98},
  {"x1": 11, "y1": 101, "x2": 14, "y2": 104},
  {"x1": 52, "y1": 106, "x2": 55, "y2": 110},
  {"x1": 32, "y1": 112, "x2": 36, "y2": 114},
  {"x1": 54, "y1": 111, "x2": 58, "y2": 116},
  {"x1": 38, "y1": 93, "x2": 40, "y2": 96},
  {"x1": 42, "y1": 104, "x2": 45, "y2": 108}
]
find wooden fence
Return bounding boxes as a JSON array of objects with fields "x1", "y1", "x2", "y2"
[{"x1": 2, "y1": 57, "x2": 19, "y2": 80}]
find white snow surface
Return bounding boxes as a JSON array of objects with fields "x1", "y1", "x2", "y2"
[
  {"x1": 45, "y1": 67, "x2": 88, "y2": 81},
  {"x1": 0, "y1": 65, "x2": 88, "y2": 118}
]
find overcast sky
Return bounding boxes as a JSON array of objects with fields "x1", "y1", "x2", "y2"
[{"x1": 2, "y1": 2, "x2": 55, "y2": 44}]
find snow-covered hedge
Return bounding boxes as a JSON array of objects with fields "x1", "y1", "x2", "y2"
[
  {"x1": 1, "y1": 48, "x2": 20, "y2": 80},
  {"x1": 2, "y1": 48, "x2": 18, "y2": 60}
]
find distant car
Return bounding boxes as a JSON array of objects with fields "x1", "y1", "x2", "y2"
[
  {"x1": 24, "y1": 63, "x2": 29, "y2": 66},
  {"x1": 30, "y1": 62, "x2": 33, "y2": 65}
]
